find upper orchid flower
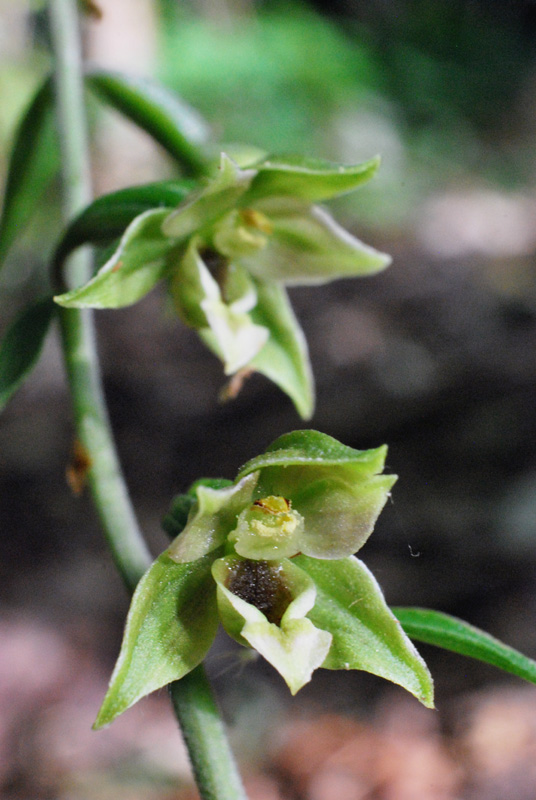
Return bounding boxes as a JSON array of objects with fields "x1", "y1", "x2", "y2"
[
  {"x1": 93, "y1": 430, "x2": 433, "y2": 729},
  {"x1": 55, "y1": 154, "x2": 391, "y2": 418}
]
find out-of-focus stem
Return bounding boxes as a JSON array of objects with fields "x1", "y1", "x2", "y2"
[{"x1": 48, "y1": 0, "x2": 151, "y2": 591}]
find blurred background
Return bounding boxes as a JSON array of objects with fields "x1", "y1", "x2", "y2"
[{"x1": 3, "y1": 0, "x2": 536, "y2": 797}]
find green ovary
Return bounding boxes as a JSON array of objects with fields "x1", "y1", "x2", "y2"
[{"x1": 229, "y1": 495, "x2": 305, "y2": 560}]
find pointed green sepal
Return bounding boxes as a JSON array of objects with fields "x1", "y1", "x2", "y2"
[
  {"x1": 162, "y1": 479, "x2": 234, "y2": 540},
  {"x1": 238, "y1": 430, "x2": 397, "y2": 559},
  {"x1": 297, "y1": 555, "x2": 434, "y2": 707},
  {"x1": 249, "y1": 281, "x2": 314, "y2": 419},
  {"x1": 94, "y1": 550, "x2": 220, "y2": 729},
  {"x1": 240, "y1": 199, "x2": 391, "y2": 285},
  {"x1": 244, "y1": 155, "x2": 381, "y2": 204},
  {"x1": 212, "y1": 555, "x2": 332, "y2": 694},
  {"x1": 53, "y1": 180, "x2": 194, "y2": 270},
  {"x1": 168, "y1": 473, "x2": 258, "y2": 563},
  {"x1": 54, "y1": 209, "x2": 173, "y2": 309}
]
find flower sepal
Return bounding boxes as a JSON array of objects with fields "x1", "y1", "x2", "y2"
[
  {"x1": 296, "y1": 554, "x2": 435, "y2": 708},
  {"x1": 93, "y1": 549, "x2": 221, "y2": 729}
]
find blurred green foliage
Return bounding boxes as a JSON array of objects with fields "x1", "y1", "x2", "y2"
[
  {"x1": 158, "y1": 1, "x2": 379, "y2": 156},
  {"x1": 156, "y1": 0, "x2": 536, "y2": 224}
]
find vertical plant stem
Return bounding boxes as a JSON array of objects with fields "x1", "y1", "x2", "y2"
[
  {"x1": 170, "y1": 668, "x2": 249, "y2": 800},
  {"x1": 48, "y1": 4, "x2": 248, "y2": 799},
  {"x1": 48, "y1": 0, "x2": 151, "y2": 591}
]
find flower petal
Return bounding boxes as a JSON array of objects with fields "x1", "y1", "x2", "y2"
[
  {"x1": 168, "y1": 473, "x2": 258, "y2": 563},
  {"x1": 213, "y1": 555, "x2": 332, "y2": 694},
  {"x1": 237, "y1": 199, "x2": 391, "y2": 285},
  {"x1": 296, "y1": 554, "x2": 434, "y2": 708},
  {"x1": 162, "y1": 153, "x2": 256, "y2": 239}
]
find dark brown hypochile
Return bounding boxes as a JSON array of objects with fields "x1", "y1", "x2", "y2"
[
  {"x1": 199, "y1": 247, "x2": 229, "y2": 297},
  {"x1": 227, "y1": 560, "x2": 292, "y2": 626}
]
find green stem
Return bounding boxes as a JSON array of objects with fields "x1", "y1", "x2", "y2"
[
  {"x1": 170, "y1": 667, "x2": 248, "y2": 800},
  {"x1": 48, "y1": 0, "x2": 151, "y2": 591},
  {"x1": 48, "y1": 4, "x2": 248, "y2": 799}
]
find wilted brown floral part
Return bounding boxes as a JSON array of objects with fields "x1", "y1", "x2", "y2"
[
  {"x1": 65, "y1": 439, "x2": 92, "y2": 495},
  {"x1": 219, "y1": 368, "x2": 255, "y2": 403}
]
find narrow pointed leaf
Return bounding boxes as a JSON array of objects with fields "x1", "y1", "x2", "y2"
[
  {"x1": 94, "y1": 550, "x2": 220, "y2": 729},
  {"x1": 0, "y1": 77, "x2": 59, "y2": 268},
  {"x1": 86, "y1": 70, "x2": 210, "y2": 177},
  {"x1": 393, "y1": 607, "x2": 536, "y2": 685},
  {"x1": 244, "y1": 155, "x2": 381, "y2": 204},
  {"x1": 54, "y1": 209, "x2": 173, "y2": 309},
  {"x1": 53, "y1": 180, "x2": 194, "y2": 269},
  {"x1": 297, "y1": 555, "x2": 434, "y2": 707},
  {"x1": 0, "y1": 297, "x2": 55, "y2": 411},
  {"x1": 248, "y1": 281, "x2": 314, "y2": 419}
]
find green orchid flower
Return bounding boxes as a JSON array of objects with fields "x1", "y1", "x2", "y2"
[
  {"x1": 54, "y1": 154, "x2": 391, "y2": 418},
  {"x1": 94, "y1": 430, "x2": 433, "y2": 729}
]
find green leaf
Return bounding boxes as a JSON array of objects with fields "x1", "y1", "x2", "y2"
[
  {"x1": 86, "y1": 69, "x2": 211, "y2": 177},
  {"x1": 0, "y1": 77, "x2": 59, "y2": 268},
  {"x1": 53, "y1": 180, "x2": 194, "y2": 269},
  {"x1": 240, "y1": 200, "x2": 391, "y2": 285},
  {"x1": 0, "y1": 297, "x2": 56, "y2": 411},
  {"x1": 244, "y1": 155, "x2": 381, "y2": 204},
  {"x1": 297, "y1": 555, "x2": 434, "y2": 707},
  {"x1": 94, "y1": 550, "x2": 220, "y2": 729},
  {"x1": 213, "y1": 555, "x2": 332, "y2": 694},
  {"x1": 248, "y1": 282, "x2": 314, "y2": 419},
  {"x1": 54, "y1": 209, "x2": 173, "y2": 309},
  {"x1": 393, "y1": 606, "x2": 536, "y2": 686}
]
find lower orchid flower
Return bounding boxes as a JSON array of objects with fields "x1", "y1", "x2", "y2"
[{"x1": 94, "y1": 430, "x2": 433, "y2": 729}]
